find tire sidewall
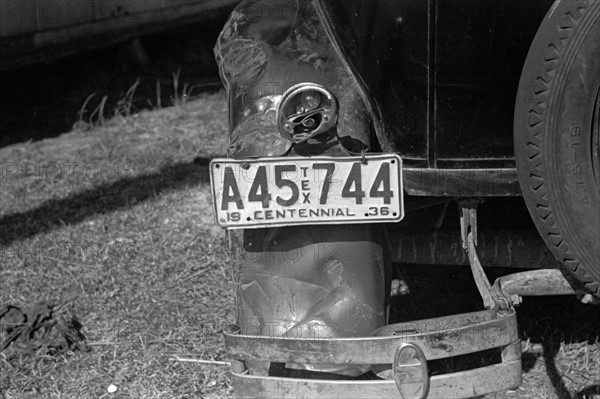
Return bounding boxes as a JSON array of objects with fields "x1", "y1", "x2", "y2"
[{"x1": 514, "y1": 0, "x2": 600, "y2": 293}]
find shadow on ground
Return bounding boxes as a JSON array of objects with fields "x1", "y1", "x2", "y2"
[
  {"x1": 518, "y1": 295, "x2": 600, "y2": 399},
  {"x1": 0, "y1": 158, "x2": 211, "y2": 248}
]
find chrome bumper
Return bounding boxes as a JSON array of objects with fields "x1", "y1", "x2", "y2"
[
  {"x1": 224, "y1": 307, "x2": 521, "y2": 398},
  {"x1": 221, "y1": 201, "x2": 569, "y2": 398}
]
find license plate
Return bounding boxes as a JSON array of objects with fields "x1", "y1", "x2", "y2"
[{"x1": 210, "y1": 154, "x2": 404, "y2": 229}]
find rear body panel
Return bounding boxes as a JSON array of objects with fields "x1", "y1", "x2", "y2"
[
  {"x1": 322, "y1": 0, "x2": 555, "y2": 169},
  {"x1": 215, "y1": 0, "x2": 556, "y2": 195}
]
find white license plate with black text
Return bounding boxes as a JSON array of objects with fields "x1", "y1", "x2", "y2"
[{"x1": 210, "y1": 155, "x2": 404, "y2": 229}]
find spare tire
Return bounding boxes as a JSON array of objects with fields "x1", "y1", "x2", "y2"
[{"x1": 514, "y1": 0, "x2": 600, "y2": 296}]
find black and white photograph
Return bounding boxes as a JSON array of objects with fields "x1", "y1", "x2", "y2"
[{"x1": 1, "y1": 0, "x2": 599, "y2": 398}]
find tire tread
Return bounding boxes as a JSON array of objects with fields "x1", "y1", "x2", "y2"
[{"x1": 517, "y1": 0, "x2": 599, "y2": 296}]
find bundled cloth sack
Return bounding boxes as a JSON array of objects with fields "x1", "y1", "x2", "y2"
[{"x1": 0, "y1": 302, "x2": 88, "y2": 357}]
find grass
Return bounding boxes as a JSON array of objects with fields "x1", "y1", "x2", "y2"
[
  {"x1": 1, "y1": 96, "x2": 233, "y2": 398},
  {"x1": 0, "y1": 20, "x2": 224, "y2": 147},
  {"x1": 1, "y1": 94, "x2": 599, "y2": 399}
]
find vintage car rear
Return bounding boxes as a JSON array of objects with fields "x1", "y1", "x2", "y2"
[{"x1": 211, "y1": 0, "x2": 599, "y2": 397}]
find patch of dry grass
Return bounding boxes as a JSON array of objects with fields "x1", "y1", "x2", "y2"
[
  {"x1": 1, "y1": 96, "x2": 234, "y2": 398},
  {"x1": 1, "y1": 94, "x2": 598, "y2": 399}
]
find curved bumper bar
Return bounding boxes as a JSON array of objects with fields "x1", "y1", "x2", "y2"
[
  {"x1": 231, "y1": 360, "x2": 521, "y2": 399},
  {"x1": 224, "y1": 308, "x2": 521, "y2": 398}
]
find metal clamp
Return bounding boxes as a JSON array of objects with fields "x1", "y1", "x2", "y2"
[
  {"x1": 457, "y1": 197, "x2": 479, "y2": 249},
  {"x1": 457, "y1": 198, "x2": 581, "y2": 308},
  {"x1": 456, "y1": 198, "x2": 507, "y2": 310}
]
